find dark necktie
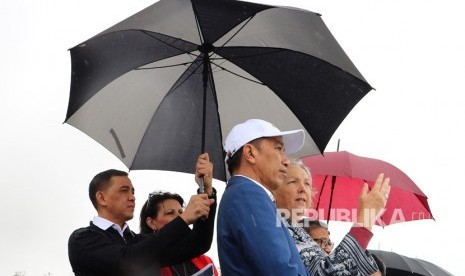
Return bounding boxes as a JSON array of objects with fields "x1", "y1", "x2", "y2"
[
  {"x1": 123, "y1": 228, "x2": 135, "y2": 244},
  {"x1": 105, "y1": 226, "x2": 134, "y2": 245}
]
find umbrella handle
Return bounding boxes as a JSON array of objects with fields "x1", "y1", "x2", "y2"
[
  {"x1": 199, "y1": 176, "x2": 204, "y2": 193},
  {"x1": 198, "y1": 176, "x2": 206, "y2": 221}
]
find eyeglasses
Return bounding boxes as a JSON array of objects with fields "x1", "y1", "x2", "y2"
[
  {"x1": 145, "y1": 191, "x2": 185, "y2": 214},
  {"x1": 313, "y1": 238, "x2": 334, "y2": 249},
  {"x1": 145, "y1": 191, "x2": 164, "y2": 213}
]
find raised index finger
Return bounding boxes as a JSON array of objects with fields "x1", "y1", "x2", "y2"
[{"x1": 371, "y1": 173, "x2": 385, "y2": 191}]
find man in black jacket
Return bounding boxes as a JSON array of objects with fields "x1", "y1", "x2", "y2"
[{"x1": 68, "y1": 153, "x2": 216, "y2": 276}]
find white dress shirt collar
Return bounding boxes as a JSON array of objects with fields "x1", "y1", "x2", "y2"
[{"x1": 92, "y1": 216, "x2": 129, "y2": 237}]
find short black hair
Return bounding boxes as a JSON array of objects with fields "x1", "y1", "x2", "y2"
[
  {"x1": 225, "y1": 138, "x2": 263, "y2": 175},
  {"x1": 89, "y1": 169, "x2": 128, "y2": 210},
  {"x1": 226, "y1": 147, "x2": 243, "y2": 175}
]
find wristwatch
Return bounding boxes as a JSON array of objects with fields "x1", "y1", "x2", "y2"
[{"x1": 197, "y1": 187, "x2": 216, "y2": 199}]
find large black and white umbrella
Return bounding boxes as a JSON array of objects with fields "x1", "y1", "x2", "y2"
[{"x1": 65, "y1": 0, "x2": 372, "y2": 181}]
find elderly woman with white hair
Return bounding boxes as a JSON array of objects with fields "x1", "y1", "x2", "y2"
[{"x1": 272, "y1": 158, "x2": 390, "y2": 275}]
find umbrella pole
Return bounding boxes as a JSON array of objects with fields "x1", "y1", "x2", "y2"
[
  {"x1": 326, "y1": 175, "x2": 337, "y2": 225},
  {"x1": 316, "y1": 175, "x2": 329, "y2": 210},
  {"x1": 327, "y1": 139, "x2": 339, "y2": 225},
  {"x1": 325, "y1": 139, "x2": 339, "y2": 224},
  {"x1": 199, "y1": 49, "x2": 213, "y2": 193},
  {"x1": 198, "y1": 54, "x2": 209, "y2": 193}
]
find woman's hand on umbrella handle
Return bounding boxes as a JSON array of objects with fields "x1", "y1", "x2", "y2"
[
  {"x1": 195, "y1": 152, "x2": 213, "y2": 196},
  {"x1": 357, "y1": 173, "x2": 391, "y2": 230},
  {"x1": 180, "y1": 194, "x2": 215, "y2": 224}
]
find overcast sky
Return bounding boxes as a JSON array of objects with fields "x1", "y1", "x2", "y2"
[{"x1": 1, "y1": 0, "x2": 464, "y2": 275}]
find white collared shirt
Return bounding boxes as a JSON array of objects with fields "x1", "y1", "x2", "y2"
[
  {"x1": 233, "y1": 175, "x2": 275, "y2": 202},
  {"x1": 92, "y1": 216, "x2": 129, "y2": 238}
]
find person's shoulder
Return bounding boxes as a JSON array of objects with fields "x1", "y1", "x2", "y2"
[
  {"x1": 228, "y1": 176, "x2": 259, "y2": 189},
  {"x1": 192, "y1": 254, "x2": 215, "y2": 265},
  {"x1": 70, "y1": 223, "x2": 91, "y2": 234},
  {"x1": 222, "y1": 178, "x2": 269, "y2": 209},
  {"x1": 69, "y1": 223, "x2": 102, "y2": 240},
  {"x1": 231, "y1": 177, "x2": 268, "y2": 194}
]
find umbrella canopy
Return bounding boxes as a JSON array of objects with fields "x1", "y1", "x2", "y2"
[
  {"x1": 65, "y1": 0, "x2": 372, "y2": 181},
  {"x1": 369, "y1": 250, "x2": 454, "y2": 276},
  {"x1": 302, "y1": 151, "x2": 433, "y2": 226}
]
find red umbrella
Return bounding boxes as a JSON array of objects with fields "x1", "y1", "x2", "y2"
[{"x1": 302, "y1": 151, "x2": 433, "y2": 226}]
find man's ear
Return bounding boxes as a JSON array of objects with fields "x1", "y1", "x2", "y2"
[
  {"x1": 96, "y1": 191, "x2": 107, "y2": 207},
  {"x1": 242, "y1": 144, "x2": 257, "y2": 164}
]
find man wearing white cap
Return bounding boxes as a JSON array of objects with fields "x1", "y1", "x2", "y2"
[{"x1": 217, "y1": 119, "x2": 308, "y2": 276}]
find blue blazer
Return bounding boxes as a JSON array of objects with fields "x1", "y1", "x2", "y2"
[{"x1": 217, "y1": 176, "x2": 308, "y2": 276}]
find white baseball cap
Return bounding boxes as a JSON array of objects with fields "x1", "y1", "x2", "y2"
[{"x1": 224, "y1": 119, "x2": 305, "y2": 161}]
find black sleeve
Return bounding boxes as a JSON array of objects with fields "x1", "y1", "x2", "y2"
[
  {"x1": 68, "y1": 219, "x2": 192, "y2": 276},
  {"x1": 69, "y1": 190, "x2": 217, "y2": 276},
  {"x1": 69, "y1": 226, "x2": 124, "y2": 276},
  {"x1": 159, "y1": 189, "x2": 217, "y2": 266},
  {"x1": 123, "y1": 217, "x2": 193, "y2": 273}
]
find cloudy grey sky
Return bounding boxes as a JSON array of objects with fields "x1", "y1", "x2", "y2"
[{"x1": 1, "y1": 0, "x2": 463, "y2": 275}]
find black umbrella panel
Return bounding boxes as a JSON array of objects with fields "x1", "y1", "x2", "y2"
[
  {"x1": 369, "y1": 250, "x2": 454, "y2": 276},
  {"x1": 66, "y1": 0, "x2": 372, "y2": 181}
]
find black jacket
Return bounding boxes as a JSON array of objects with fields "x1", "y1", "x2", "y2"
[{"x1": 68, "y1": 198, "x2": 216, "y2": 276}]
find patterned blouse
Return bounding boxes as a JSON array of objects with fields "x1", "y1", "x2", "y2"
[{"x1": 285, "y1": 220, "x2": 379, "y2": 275}]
